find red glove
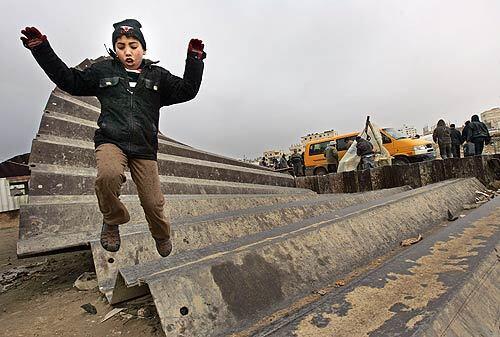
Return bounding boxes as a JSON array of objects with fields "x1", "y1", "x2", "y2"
[
  {"x1": 188, "y1": 39, "x2": 206, "y2": 60},
  {"x1": 20, "y1": 27, "x2": 47, "y2": 50}
]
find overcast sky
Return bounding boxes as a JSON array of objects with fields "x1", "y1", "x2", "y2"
[{"x1": 2, "y1": 0, "x2": 500, "y2": 161}]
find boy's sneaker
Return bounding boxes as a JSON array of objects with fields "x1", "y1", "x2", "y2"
[
  {"x1": 155, "y1": 238, "x2": 172, "y2": 257},
  {"x1": 100, "y1": 223, "x2": 120, "y2": 252}
]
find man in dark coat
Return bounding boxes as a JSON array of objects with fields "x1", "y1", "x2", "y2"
[
  {"x1": 356, "y1": 136, "x2": 375, "y2": 170},
  {"x1": 462, "y1": 121, "x2": 471, "y2": 141},
  {"x1": 324, "y1": 141, "x2": 339, "y2": 173},
  {"x1": 290, "y1": 150, "x2": 303, "y2": 177},
  {"x1": 461, "y1": 121, "x2": 475, "y2": 156},
  {"x1": 449, "y1": 124, "x2": 463, "y2": 158},
  {"x1": 259, "y1": 157, "x2": 267, "y2": 167},
  {"x1": 466, "y1": 115, "x2": 491, "y2": 155},
  {"x1": 432, "y1": 119, "x2": 452, "y2": 159},
  {"x1": 278, "y1": 154, "x2": 288, "y2": 169}
]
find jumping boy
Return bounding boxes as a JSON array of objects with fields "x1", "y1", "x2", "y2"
[{"x1": 21, "y1": 19, "x2": 205, "y2": 257}]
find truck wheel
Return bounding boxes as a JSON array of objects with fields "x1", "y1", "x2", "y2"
[
  {"x1": 392, "y1": 157, "x2": 410, "y2": 165},
  {"x1": 314, "y1": 167, "x2": 328, "y2": 176}
]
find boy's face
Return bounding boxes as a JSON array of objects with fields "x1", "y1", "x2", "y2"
[{"x1": 115, "y1": 35, "x2": 145, "y2": 70}]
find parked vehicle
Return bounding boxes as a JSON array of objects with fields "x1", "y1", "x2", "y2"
[{"x1": 304, "y1": 128, "x2": 435, "y2": 175}]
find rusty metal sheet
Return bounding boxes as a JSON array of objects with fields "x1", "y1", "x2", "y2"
[{"x1": 109, "y1": 179, "x2": 483, "y2": 336}]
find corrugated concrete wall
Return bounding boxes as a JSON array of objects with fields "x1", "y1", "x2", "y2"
[
  {"x1": 0, "y1": 178, "x2": 29, "y2": 212},
  {"x1": 296, "y1": 155, "x2": 500, "y2": 194}
]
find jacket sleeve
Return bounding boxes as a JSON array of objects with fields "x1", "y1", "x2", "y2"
[
  {"x1": 432, "y1": 128, "x2": 438, "y2": 143},
  {"x1": 159, "y1": 54, "x2": 204, "y2": 106},
  {"x1": 483, "y1": 123, "x2": 491, "y2": 138},
  {"x1": 30, "y1": 41, "x2": 99, "y2": 96},
  {"x1": 466, "y1": 125, "x2": 474, "y2": 142}
]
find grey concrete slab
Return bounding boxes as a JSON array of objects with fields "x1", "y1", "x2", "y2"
[
  {"x1": 90, "y1": 187, "x2": 409, "y2": 300},
  {"x1": 29, "y1": 136, "x2": 294, "y2": 187},
  {"x1": 110, "y1": 179, "x2": 482, "y2": 336},
  {"x1": 27, "y1": 163, "x2": 299, "y2": 197},
  {"x1": 263, "y1": 196, "x2": 500, "y2": 337},
  {"x1": 17, "y1": 192, "x2": 316, "y2": 257},
  {"x1": 37, "y1": 112, "x2": 273, "y2": 172}
]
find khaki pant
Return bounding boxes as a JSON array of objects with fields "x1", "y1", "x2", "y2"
[{"x1": 94, "y1": 143, "x2": 170, "y2": 240}]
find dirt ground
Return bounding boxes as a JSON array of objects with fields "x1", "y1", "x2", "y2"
[{"x1": 0, "y1": 211, "x2": 163, "y2": 337}]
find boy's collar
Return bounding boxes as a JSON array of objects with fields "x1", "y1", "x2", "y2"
[
  {"x1": 142, "y1": 59, "x2": 160, "y2": 68},
  {"x1": 112, "y1": 57, "x2": 160, "y2": 69}
]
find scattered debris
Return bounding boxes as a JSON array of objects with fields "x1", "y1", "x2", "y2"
[
  {"x1": 335, "y1": 280, "x2": 346, "y2": 287},
  {"x1": 463, "y1": 203, "x2": 479, "y2": 210},
  {"x1": 81, "y1": 303, "x2": 97, "y2": 315},
  {"x1": 41, "y1": 275, "x2": 58, "y2": 285},
  {"x1": 312, "y1": 289, "x2": 328, "y2": 296},
  {"x1": 74, "y1": 272, "x2": 97, "y2": 291},
  {"x1": 137, "y1": 307, "x2": 154, "y2": 318},
  {"x1": 447, "y1": 210, "x2": 458, "y2": 221},
  {"x1": 101, "y1": 308, "x2": 125, "y2": 323},
  {"x1": 459, "y1": 214, "x2": 466, "y2": 218},
  {"x1": 119, "y1": 312, "x2": 134, "y2": 320},
  {"x1": 401, "y1": 234, "x2": 422, "y2": 247},
  {"x1": 474, "y1": 190, "x2": 495, "y2": 205},
  {"x1": 0, "y1": 261, "x2": 47, "y2": 293}
]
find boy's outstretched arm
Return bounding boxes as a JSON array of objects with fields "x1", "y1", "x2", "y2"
[
  {"x1": 21, "y1": 27, "x2": 98, "y2": 96},
  {"x1": 160, "y1": 39, "x2": 205, "y2": 106}
]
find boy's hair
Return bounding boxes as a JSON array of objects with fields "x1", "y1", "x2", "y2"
[{"x1": 112, "y1": 19, "x2": 146, "y2": 51}]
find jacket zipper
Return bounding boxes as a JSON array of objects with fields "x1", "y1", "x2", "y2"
[
  {"x1": 118, "y1": 60, "x2": 151, "y2": 154},
  {"x1": 126, "y1": 87, "x2": 134, "y2": 153}
]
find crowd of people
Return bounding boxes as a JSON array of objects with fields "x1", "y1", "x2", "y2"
[
  {"x1": 433, "y1": 115, "x2": 491, "y2": 159},
  {"x1": 261, "y1": 114, "x2": 492, "y2": 177},
  {"x1": 260, "y1": 149, "x2": 306, "y2": 176}
]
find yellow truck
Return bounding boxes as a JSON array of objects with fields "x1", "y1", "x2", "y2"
[{"x1": 304, "y1": 128, "x2": 435, "y2": 176}]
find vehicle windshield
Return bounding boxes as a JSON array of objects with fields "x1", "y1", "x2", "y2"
[{"x1": 383, "y1": 128, "x2": 408, "y2": 140}]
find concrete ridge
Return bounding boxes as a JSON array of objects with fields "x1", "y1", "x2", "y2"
[
  {"x1": 28, "y1": 163, "x2": 300, "y2": 192},
  {"x1": 30, "y1": 137, "x2": 292, "y2": 181},
  {"x1": 107, "y1": 178, "x2": 482, "y2": 336},
  {"x1": 50, "y1": 89, "x2": 102, "y2": 114},
  {"x1": 42, "y1": 110, "x2": 98, "y2": 128},
  {"x1": 88, "y1": 187, "x2": 409, "y2": 298},
  {"x1": 53, "y1": 87, "x2": 101, "y2": 108},
  {"x1": 120, "y1": 179, "x2": 471, "y2": 285},
  {"x1": 261, "y1": 197, "x2": 499, "y2": 337},
  {"x1": 26, "y1": 192, "x2": 315, "y2": 205},
  {"x1": 37, "y1": 112, "x2": 273, "y2": 172},
  {"x1": 18, "y1": 191, "x2": 315, "y2": 257}
]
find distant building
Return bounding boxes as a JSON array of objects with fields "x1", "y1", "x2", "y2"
[
  {"x1": 422, "y1": 125, "x2": 434, "y2": 136},
  {"x1": 262, "y1": 149, "x2": 286, "y2": 166},
  {"x1": 259, "y1": 129, "x2": 337, "y2": 166},
  {"x1": 300, "y1": 129, "x2": 338, "y2": 146},
  {"x1": 481, "y1": 108, "x2": 500, "y2": 130},
  {"x1": 289, "y1": 143, "x2": 304, "y2": 154},
  {"x1": 397, "y1": 124, "x2": 418, "y2": 138},
  {"x1": 0, "y1": 153, "x2": 30, "y2": 212}
]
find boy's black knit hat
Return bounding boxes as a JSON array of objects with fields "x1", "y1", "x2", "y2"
[{"x1": 112, "y1": 19, "x2": 146, "y2": 50}]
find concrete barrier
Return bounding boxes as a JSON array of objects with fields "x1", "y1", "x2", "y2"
[
  {"x1": 264, "y1": 196, "x2": 499, "y2": 337},
  {"x1": 90, "y1": 188, "x2": 408, "y2": 301},
  {"x1": 19, "y1": 76, "x2": 304, "y2": 258},
  {"x1": 298, "y1": 155, "x2": 500, "y2": 194},
  {"x1": 109, "y1": 178, "x2": 482, "y2": 336}
]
